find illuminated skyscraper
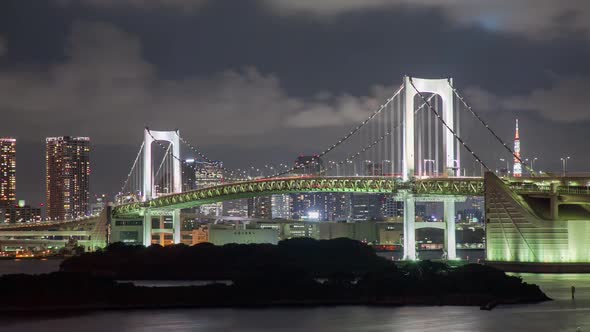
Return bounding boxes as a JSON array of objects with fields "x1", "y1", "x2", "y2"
[
  {"x1": 271, "y1": 194, "x2": 292, "y2": 219},
  {"x1": 0, "y1": 138, "x2": 16, "y2": 213},
  {"x1": 196, "y1": 161, "x2": 223, "y2": 216},
  {"x1": 293, "y1": 155, "x2": 324, "y2": 175},
  {"x1": 46, "y1": 137, "x2": 90, "y2": 220},
  {"x1": 513, "y1": 119, "x2": 522, "y2": 177}
]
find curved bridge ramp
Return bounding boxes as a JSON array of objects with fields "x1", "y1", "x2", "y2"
[{"x1": 485, "y1": 172, "x2": 590, "y2": 264}]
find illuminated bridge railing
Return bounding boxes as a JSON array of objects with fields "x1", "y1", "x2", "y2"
[
  {"x1": 115, "y1": 177, "x2": 403, "y2": 215},
  {"x1": 414, "y1": 178, "x2": 484, "y2": 196},
  {"x1": 508, "y1": 184, "x2": 590, "y2": 195},
  {"x1": 113, "y1": 176, "x2": 487, "y2": 216}
]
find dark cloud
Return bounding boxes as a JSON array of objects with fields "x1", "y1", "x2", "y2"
[
  {"x1": 0, "y1": 21, "x2": 393, "y2": 145},
  {"x1": 56, "y1": 0, "x2": 590, "y2": 39},
  {"x1": 466, "y1": 77, "x2": 590, "y2": 122},
  {"x1": 261, "y1": 1, "x2": 590, "y2": 39},
  {"x1": 0, "y1": 35, "x2": 5, "y2": 56},
  {"x1": 57, "y1": 0, "x2": 207, "y2": 10}
]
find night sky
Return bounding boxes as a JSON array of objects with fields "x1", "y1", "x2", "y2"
[{"x1": 1, "y1": 0, "x2": 590, "y2": 204}]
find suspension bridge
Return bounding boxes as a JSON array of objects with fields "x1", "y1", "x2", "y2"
[{"x1": 3, "y1": 76, "x2": 590, "y2": 264}]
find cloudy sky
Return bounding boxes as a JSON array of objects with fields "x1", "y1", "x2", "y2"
[{"x1": 1, "y1": 0, "x2": 590, "y2": 203}]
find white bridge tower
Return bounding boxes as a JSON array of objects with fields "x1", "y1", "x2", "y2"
[
  {"x1": 402, "y1": 77, "x2": 459, "y2": 261},
  {"x1": 142, "y1": 128, "x2": 182, "y2": 246}
]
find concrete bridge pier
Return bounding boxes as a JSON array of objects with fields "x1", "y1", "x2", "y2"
[
  {"x1": 550, "y1": 183, "x2": 559, "y2": 220},
  {"x1": 403, "y1": 193, "x2": 416, "y2": 260},
  {"x1": 173, "y1": 209, "x2": 181, "y2": 244},
  {"x1": 143, "y1": 209, "x2": 152, "y2": 246},
  {"x1": 444, "y1": 198, "x2": 457, "y2": 260}
]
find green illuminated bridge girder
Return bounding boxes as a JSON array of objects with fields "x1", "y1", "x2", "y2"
[{"x1": 113, "y1": 176, "x2": 486, "y2": 216}]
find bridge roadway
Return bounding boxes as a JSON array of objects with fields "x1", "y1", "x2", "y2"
[
  {"x1": 113, "y1": 176, "x2": 486, "y2": 217},
  {"x1": 3, "y1": 173, "x2": 590, "y2": 253}
]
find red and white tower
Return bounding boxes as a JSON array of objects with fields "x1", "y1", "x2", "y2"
[{"x1": 513, "y1": 119, "x2": 522, "y2": 177}]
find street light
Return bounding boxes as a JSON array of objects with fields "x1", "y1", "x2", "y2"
[
  {"x1": 561, "y1": 156, "x2": 571, "y2": 176},
  {"x1": 525, "y1": 157, "x2": 538, "y2": 173},
  {"x1": 499, "y1": 158, "x2": 509, "y2": 176}
]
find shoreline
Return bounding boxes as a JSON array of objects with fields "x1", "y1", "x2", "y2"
[
  {"x1": 0, "y1": 295, "x2": 549, "y2": 315},
  {"x1": 486, "y1": 261, "x2": 590, "y2": 273}
]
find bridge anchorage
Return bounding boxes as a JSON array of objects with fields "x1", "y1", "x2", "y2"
[{"x1": 10, "y1": 75, "x2": 585, "y2": 266}]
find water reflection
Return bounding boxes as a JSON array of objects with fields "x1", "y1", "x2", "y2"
[{"x1": 2, "y1": 260, "x2": 590, "y2": 331}]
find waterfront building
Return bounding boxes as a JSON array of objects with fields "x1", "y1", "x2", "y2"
[
  {"x1": 382, "y1": 195, "x2": 403, "y2": 219},
  {"x1": 281, "y1": 222, "x2": 320, "y2": 239},
  {"x1": 181, "y1": 226, "x2": 209, "y2": 246},
  {"x1": 110, "y1": 218, "x2": 143, "y2": 244},
  {"x1": 223, "y1": 199, "x2": 249, "y2": 217},
  {"x1": 0, "y1": 138, "x2": 16, "y2": 212},
  {"x1": 45, "y1": 136, "x2": 90, "y2": 220},
  {"x1": 248, "y1": 196, "x2": 272, "y2": 218},
  {"x1": 4, "y1": 201, "x2": 42, "y2": 223},
  {"x1": 208, "y1": 227, "x2": 278, "y2": 245},
  {"x1": 271, "y1": 194, "x2": 292, "y2": 219},
  {"x1": 350, "y1": 193, "x2": 383, "y2": 221}
]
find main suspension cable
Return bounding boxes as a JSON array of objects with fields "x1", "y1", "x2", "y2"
[
  {"x1": 409, "y1": 78, "x2": 490, "y2": 172},
  {"x1": 449, "y1": 82, "x2": 536, "y2": 176},
  {"x1": 147, "y1": 130, "x2": 243, "y2": 185},
  {"x1": 119, "y1": 142, "x2": 144, "y2": 194},
  {"x1": 321, "y1": 94, "x2": 436, "y2": 175}
]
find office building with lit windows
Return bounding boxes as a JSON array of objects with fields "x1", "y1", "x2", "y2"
[
  {"x1": 0, "y1": 138, "x2": 16, "y2": 213},
  {"x1": 196, "y1": 160, "x2": 223, "y2": 216},
  {"x1": 46, "y1": 136, "x2": 90, "y2": 220}
]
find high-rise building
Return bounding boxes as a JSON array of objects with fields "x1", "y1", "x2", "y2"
[
  {"x1": 350, "y1": 193, "x2": 383, "y2": 221},
  {"x1": 196, "y1": 161, "x2": 223, "y2": 216},
  {"x1": 293, "y1": 155, "x2": 324, "y2": 175},
  {"x1": 271, "y1": 194, "x2": 292, "y2": 219},
  {"x1": 223, "y1": 199, "x2": 249, "y2": 217},
  {"x1": 248, "y1": 196, "x2": 272, "y2": 219},
  {"x1": 0, "y1": 138, "x2": 16, "y2": 212},
  {"x1": 182, "y1": 159, "x2": 198, "y2": 192},
  {"x1": 513, "y1": 119, "x2": 522, "y2": 177},
  {"x1": 382, "y1": 195, "x2": 403, "y2": 219},
  {"x1": 4, "y1": 201, "x2": 42, "y2": 223},
  {"x1": 46, "y1": 137, "x2": 90, "y2": 220}
]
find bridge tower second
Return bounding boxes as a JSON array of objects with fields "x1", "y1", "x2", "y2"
[
  {"x1": 402, "y1": 77, "x2": 459, "y2": 261},
  {"x1": 142, "y1": 128, "x2": 182, "y2": 246}
]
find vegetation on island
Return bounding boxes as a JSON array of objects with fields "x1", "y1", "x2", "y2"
[{"x1": 0, "y1": 239, "x2": 549, "y2": 313}]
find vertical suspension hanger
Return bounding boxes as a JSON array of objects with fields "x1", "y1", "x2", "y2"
[
  {"x1": 435, "y1": 96, "x2": 439, "y2": 175},
  {"x1": 426, "y1": 93, "x2": 434, "y2": 175},
  {"x1": 455, "y1": 91, "x2": 461, "y2": 177}
]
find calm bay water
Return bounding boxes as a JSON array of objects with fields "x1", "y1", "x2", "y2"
[{"x1": 2, "y1": 260, "x2": 590, "y2": 331}]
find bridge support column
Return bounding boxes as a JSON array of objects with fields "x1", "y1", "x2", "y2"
[
  {"x1": 173, "y1": 209, "x2": 181, "y2": 244},
  {"x1": 444, "y1": 198, "x2": 456, "y2": 260},
  {"x1": 143, "y1": 209, "x2": 152, "y2": 246},
  {"x1": 403, "y1": 193, "x2": 416, "y2": 260},
  {"x1": 550, "y1": 183, "x2": 559, "y2": 220}
]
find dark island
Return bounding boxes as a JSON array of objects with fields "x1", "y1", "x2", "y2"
[{"x1": 0, "y1": 239, "x2": 549, "y2": 313}]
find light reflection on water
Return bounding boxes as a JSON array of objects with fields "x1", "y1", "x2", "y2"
[{"x1": 2, "y1": 261, "x2": 590, "y2": 331}]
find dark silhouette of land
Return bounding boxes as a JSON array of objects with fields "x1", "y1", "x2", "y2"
[{"x1": 0, "y1": 239, "x2": 549, "y2": 313}]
